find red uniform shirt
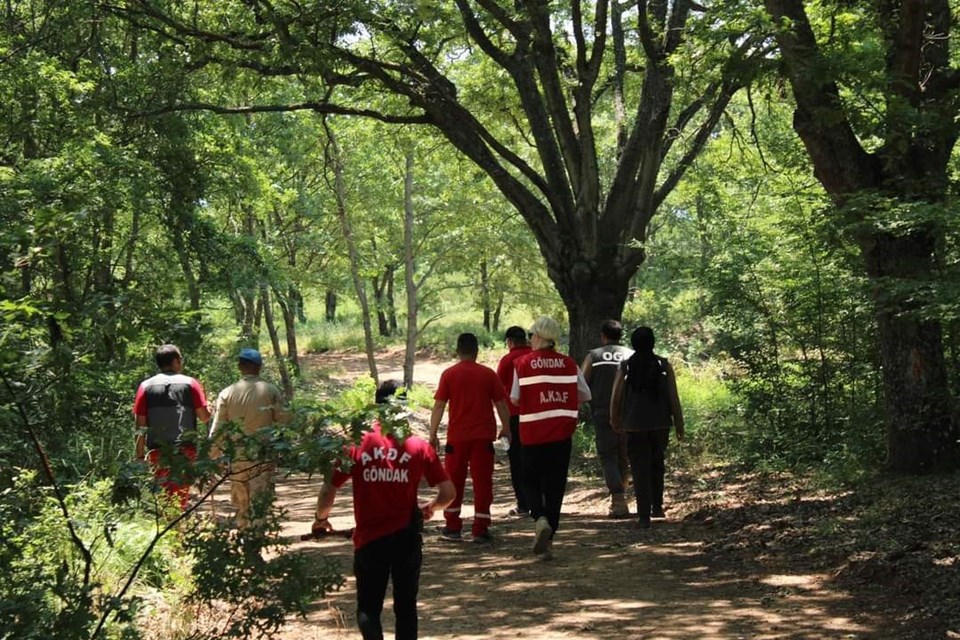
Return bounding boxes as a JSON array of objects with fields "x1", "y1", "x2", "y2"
[
  {"x1": 497, "y1": 345, "x2": 532, "y2": 417},
  {"x1": 513, "y1": 349, "x2": 582, "y2": 445},
  {"x1": 332, "y1": 423, "x2": 448, "y2": 550},
  {"x1": 434, "y1": 360, "x2": 507, "y2": 442}
]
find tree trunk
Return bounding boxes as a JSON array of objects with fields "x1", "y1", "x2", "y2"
[
  {"x1": 239, "y1": 288, "x2": 258, "y2": 342},
  {"x1": 327, "y1": 122, "x2": 378, "y2": 384},
  {"x1": 860, "y1": 229, "x2": 957, "y2": 472},
  {"x1": 480, "y1": 259, "x2": 491, "y2": 332},
  {"x1": 549, "y1": 262, "x2": 632, "y2": 362},
  {"x1": 260, "y1": 284, "x2": 293, "y2": 400},
  {"x1": 763, "y1": 0, "x2": 959, "y2": 473},
  {"x1": 386, "y1": 269, "x2": 398, "y2": 334},
  {"x1": 325, "y1": 290, "x2": 337, "y2": 322},
  {"x1": 372, "y1": 265, "x2": 397, "y2": 337},
  {"x1": 493, "y1": 293, "x2": 503, "y2": 333},
  {"x1": 402, "y1": 151, "x2": 417, "y2": 388},
  {"x1": 290, "y1": 285, "x2": 306, "y2": 323},
  {"x1": 273, "y1": 285, "x2": 300, "y2": 377}
]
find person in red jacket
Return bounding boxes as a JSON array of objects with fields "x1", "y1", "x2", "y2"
[
  {"x1": 495, "y1": 325, "x2": 532, "y2": 516},
  {"x1": 313, "y1": 380, "x2": 455, "y2": 640},
  {"x1": 510, "y1": 317, "x2": 591, "y2": 560},
  {"x1": 429, "y1": 333, "x2": 511, "y2": 543}
]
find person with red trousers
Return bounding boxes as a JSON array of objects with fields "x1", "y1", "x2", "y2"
[{"x1": 429, "y1": 333, "x2": 511, "y2": 543}]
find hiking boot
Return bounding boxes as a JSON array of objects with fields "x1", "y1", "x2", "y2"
[
  {"x1": 439, "y1": 528, "x2": 463, "y2": 541},
  {"x1": 637, "y1": 516, "x2": 652, "y2": 530},
  {"x1": 539, "y1": 539, "x2": 553, "y2": 561},
  {"x1": 650, "y1": 506, "x2": 666, "y2": 519},
  {"x1": 608, "y1": 493, "x2": 630, "y2": 519},
  {"x1": 508, "y1": 507, "x2": 530, "y2": 517},
  {"x1": 533, "y1": 516, "x2": 552, "y2": 555},
  {"x1": 472, "y1": 531, "x2": 493, "y2": 544}
]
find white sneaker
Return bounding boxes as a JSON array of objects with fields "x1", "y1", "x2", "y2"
[{"x1": 533, "y1": 516, "x2": 552, "y2": 555}]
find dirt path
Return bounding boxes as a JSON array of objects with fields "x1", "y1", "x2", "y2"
[{"x1": 265, "y1": 348, "x2": 896, "y2": 640}]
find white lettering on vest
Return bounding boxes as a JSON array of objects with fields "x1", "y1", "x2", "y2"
[
  {"x1": 539, "y1": 389, "x2": 569, "y2": 404},
  {"x1": 529, "y1": 357, "x2": 567, "y2": 369}
]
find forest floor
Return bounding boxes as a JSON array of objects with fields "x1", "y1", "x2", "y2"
[{"x1": 240, "y1": 347, "x2": 959, "y2": 640}]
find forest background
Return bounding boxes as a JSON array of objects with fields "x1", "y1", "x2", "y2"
[{"x1": 1, "y1": 1, "x2": 958, "y2": 638}]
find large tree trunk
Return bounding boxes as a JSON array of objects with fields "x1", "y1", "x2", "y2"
[
  {"x1": 764, "y1": 0, "x2": 959, "y2": 472},
  {"x1": 861, "y1": 229, "x2": 957, "y2": 472},
  {"x1": 548, "y1": 260, "x2": 633, "y2": 361}
]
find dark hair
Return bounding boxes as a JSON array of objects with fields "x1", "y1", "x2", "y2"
[
  {"x1": 601, "y1": 319, "x2": 623, "y2": 342},
  {"x1": 504, "y1": 325, "x2": 527, "y2": 343},
  {"x1": 630, "y1": 326, "x2": 655, "y2": 352},
  {"x1": 456, "y1": 332, "x2": 479, "y2": 356},
  {"x1": 624, "y1": 327, "x2": 662, "y2": 397},
  {"x1": 376, "y1": 379, "x2": 406, "y2": 404},
  {"x1": 155, "y1": 344, "x2": 182, "y2": 370}
]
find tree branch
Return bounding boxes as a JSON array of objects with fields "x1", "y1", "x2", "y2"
[
  {"x1": 764, "y1": 0, "x2": 879, "y2": 195},
  {"x1": 131, "y1": 101, "x2": 431, "y2": 124},
  {"x1": 116, "y1": 1, "x2": 271, "y2": 51},
  {"x1": 454, "y1": 0, "x2": 512, "y2": 67},
  {"x1": 636, "y1": 0, "x2": 663, "y2": 62},
  {"x1": 0, "y1": 372, "x2": 93, "y2": 586}
]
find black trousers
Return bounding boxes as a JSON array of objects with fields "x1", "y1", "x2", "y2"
[
  {"x1": 507, "y1": 416, "x2": 527, "y2": 511},
  {"x1": 626, "y1": 429, "x2": 669, "y2": 518},
  {"x1": 521, "y1": 437, "x2": 572, "y2": 536},
  {"x1": 353, "y1": 527, "x2": 423, "y2": 640}
]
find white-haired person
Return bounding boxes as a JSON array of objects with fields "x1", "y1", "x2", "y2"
[{"x1": 510, "y1": 317, "x2": 591, "y2": 560}]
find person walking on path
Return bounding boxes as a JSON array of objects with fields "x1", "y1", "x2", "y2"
[
  {"x1": 581, "y1": 320, "x2": 633, "y2": 518},
  {"x1": 510, "y1": 317, "x2": 591, "y2": 560},
  {"x1": 495, "y1": 325, "x2": 532, "y2": 516},
  {"x1": 429, "y1": 333, "x2": 512, "y2": 543},
  {"x1": 610, "y1": 326, "x2": 685, "y2": 529},
  {"x1": 133, "y1": 344, "x2": 211, "y2": 509},
  {"x1": 313, "y1": 380, "x2": 455, "y2": 640},
  {"x1": 209, "y1": 348, "x2": 291, "y2": 529}
]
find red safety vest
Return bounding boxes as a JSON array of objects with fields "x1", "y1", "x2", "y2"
[{"x1": 515, "y1": 349, "x2": 580, "y2": 445}]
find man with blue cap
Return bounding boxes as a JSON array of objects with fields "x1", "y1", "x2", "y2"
[{"x1": 210, "y1": 348, "x2": 291, "y2": 529}]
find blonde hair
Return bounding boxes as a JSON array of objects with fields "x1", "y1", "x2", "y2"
[{"x1": 528, "y1": 316, "x2": 561, "y2": 345}]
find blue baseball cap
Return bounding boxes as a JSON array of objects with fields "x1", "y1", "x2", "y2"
[{"x1": 238, "y1": 348, "x2": 263, "y2": 365}]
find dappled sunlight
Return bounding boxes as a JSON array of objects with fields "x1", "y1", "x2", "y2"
[{"x1": 275, "y1": 483, "x2": 896, "y2": 639}]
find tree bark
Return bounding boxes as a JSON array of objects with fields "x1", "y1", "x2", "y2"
[
  {"x1": 402, "y1": 151, "x2": 418, "y2": 388},
  {"x1": 272, "y1": 284, "x2": 300, "y2": 377},
  {"x1": 480, "y1": 259, "x2": 491, "y2": 332},
  {"x1": 260, "y1": 284, "x2": 293, "y2": 400},
  {"x1": 326, "y1": 121, "x2": 378, "y2": 384},
  {"x1": 765, "y1": 0, "x2": 959, "y2": 471},
  {"x1": 324, "y1": 289, "x2": 337, "y2": 322},
  {"x1": 557, "y1": 269, "x2": 632, "y2": 362},
  {"x1": 861, "y1": 229, "x2": 956, "y2": 472}
]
